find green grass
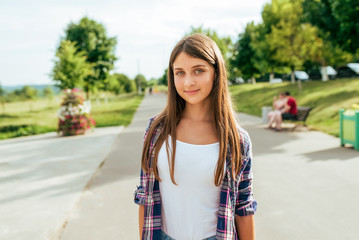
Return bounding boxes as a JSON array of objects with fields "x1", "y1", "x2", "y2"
[
  {"x1": 229, "y1": 78, "x2": 359, "y2": 137},
  {"x1": 0, "y1": 93, "x2": 144, "y2": 140}
]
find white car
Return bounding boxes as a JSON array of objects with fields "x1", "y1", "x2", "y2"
[
  {"x1": 294, "y1": 71, "x2": 309, "y2": 81},
  {"x1": 269, "y1": 78, "x2": 283, "y2": 84}
]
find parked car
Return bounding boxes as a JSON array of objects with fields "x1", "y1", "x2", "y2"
[
  {"x1": 337, "y1": 63, "x2": 359, "y2": 78},
  {"x1": 348, "y1": 63, "x2": 359, "y2": 74},
  {"x1": 294, "y1": 71, "x2": 309, "y2": 81},
  {"x1": 283, "y1": 71, "x2": 309, "y2": 81},
  {"x1": 234, "y1": 77, "x2": 245, "y2": 84},
  {"x1": 269, "y1": 78, "x2": 283, "y2": 84},
  {"x1": 308, "y1": 66, "x2": 337, "y2": 80}
]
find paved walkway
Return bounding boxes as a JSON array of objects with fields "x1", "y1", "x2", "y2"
[
  {"x1": 0, "y1": 126, "x2": 125, "y2": 240},
  {"x1": 1, "y1": 93, "x2": 359, "y2": 240}
]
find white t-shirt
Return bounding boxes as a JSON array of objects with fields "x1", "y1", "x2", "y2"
[{"x1": 157, "y1": 135, "x2": 222, "y2": 240}]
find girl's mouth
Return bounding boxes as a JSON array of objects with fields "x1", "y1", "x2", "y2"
[{"x1": 184, "y1": 89, "x2": 199, "y2": 95}]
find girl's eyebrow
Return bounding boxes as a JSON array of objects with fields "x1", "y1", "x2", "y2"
[
  {"x1": 192, "y1": 64, "x2": 207, "y2": 68},
  {"x1": 173, "y1": 64, "x2": 208, "y2": 70}
]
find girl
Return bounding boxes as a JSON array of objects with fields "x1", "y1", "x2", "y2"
[
  {"x1": 266, "y1": 92, "x2": 286, "y2": 130},
  {"x1": 134, "y1": 34, "x2": 257, "y2": 240}
]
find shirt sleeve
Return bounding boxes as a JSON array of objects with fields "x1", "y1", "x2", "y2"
[
  {"x1": 133, "y1": 117, "x2": 155, "y2": 205},
  {"x1": 235, "y1": 130, "x2": 258, "y2": 216}
]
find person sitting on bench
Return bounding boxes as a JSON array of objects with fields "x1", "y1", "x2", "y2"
[
  {"x1": 267, "y1": 91, "x2": 297, "y2": 131},
  {"x1": 267, "y1": 92, "x2": 286, "y2": 128}
]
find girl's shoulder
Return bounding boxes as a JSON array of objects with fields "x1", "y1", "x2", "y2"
[{"x1": 144, "y1": 114, "x2": 163, "y2": 137}]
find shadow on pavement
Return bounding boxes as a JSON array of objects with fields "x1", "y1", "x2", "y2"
[{"x1": 304, "y1": 146, "x2": 359, "y2": 162}]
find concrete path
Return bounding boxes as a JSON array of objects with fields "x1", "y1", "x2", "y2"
[{"x1": 0, "y1": 126, "x2": 124, "y2": 240}]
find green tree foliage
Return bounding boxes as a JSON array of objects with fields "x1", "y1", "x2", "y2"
[
  {"x1": 43, "y1": 86, "x2": 54, "y2": 99},
  {"x1": 266, "y1": 0, "x2": 323, "y2": 87},
  {"x1": 52, "y1": 40, "x2": 92, "y2": 90},
  {"x1": 302, "y1": 0, "x2": 340, "y2": 40},
  {"x1": 110, "y1": 73, "x2": 134, "y2": 94},
  {"x1": 147, "y1": 78, "x2": 159, "y2": 87},
  {"x1": 21, "y1": 86, "x2": 38, "y2": 111},
  {"x1": 134, "y1": 74, "x2": 147, "y2": 93},
  {"x1": 64, "y1": 17, "x2": 117, "y2": 98},
  {"x1": 231, "y1": 22, "x2": 260, "y2": 83},
  {"x1": 302, "y1": 0, "x2": 355, "y2": 77},
  {"x1": 21, "y1": 86, "x2": 38, "y2": 101},
  {"x1": 0, "y1": 83, "x2": 5, "y2": 113},
  {"x1": 159, "y1": 69, "x2": 168, "y2": 86},
  {"x1": 260, "y1": 0, "x2": 292, "y2": 79},
  {"x1": 329, "y1": 0, "x2": 359, "y2": 54},
  {"x1": 0, "y1": 83, "x2": 3, "y2": 96},
  {"x1": 43, "y1": 86, "x2": 54, "y2": 107}
]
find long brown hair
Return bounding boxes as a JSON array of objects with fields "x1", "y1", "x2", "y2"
[{"x1": 141, "y1": 34, "x2": 242, "y2": 186}]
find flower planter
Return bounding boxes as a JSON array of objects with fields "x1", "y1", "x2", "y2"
[
  {"x1": 339, "y1": 109, "x2": 359, "y2": 150},
  {"x1": 57, "y1": 89, "x2": 95, "y2": 136}
]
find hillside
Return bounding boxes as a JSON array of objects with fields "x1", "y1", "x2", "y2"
[
  {"x1": 229, "y1": 78, "x2": 359, "y2": 137},
  {"x1": 2, "y1": 84, "x2": 61, "y2": 95}
]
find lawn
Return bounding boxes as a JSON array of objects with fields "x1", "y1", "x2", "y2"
[
  {"x1": 0, "y1": 93, "x2": 144, "y2": 140},
  {"x1": 229, "y1": 78, "x2": 359, "y2": 137}
]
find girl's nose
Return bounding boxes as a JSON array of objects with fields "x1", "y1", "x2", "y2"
[{"x1": 184, "y1": 76, "x2": 195, "y2": 87}]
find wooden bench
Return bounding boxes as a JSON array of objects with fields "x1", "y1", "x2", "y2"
[{"x1": 288, "y1": 106, "x2": 312, "y2": 130}]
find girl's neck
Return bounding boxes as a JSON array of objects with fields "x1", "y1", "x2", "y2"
[{"x1": 181, "y1": 98, "x2": 214, "y2": 122}]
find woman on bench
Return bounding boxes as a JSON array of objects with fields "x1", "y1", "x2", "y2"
[{"x1": 266, "y1": 91, "x2": 297, "y2": 131}]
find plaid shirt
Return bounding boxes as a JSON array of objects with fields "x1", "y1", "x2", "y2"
[{"x1": 134, "y1": 116, "x2": 257, "y2": 240}]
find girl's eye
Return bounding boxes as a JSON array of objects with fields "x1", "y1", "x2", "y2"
[
  {"x1": 194, "y1": 69, "x2": 204, "y2": 74},
  {"x1": 175, "y1": 71, "x2": 184, "y2": 76}
]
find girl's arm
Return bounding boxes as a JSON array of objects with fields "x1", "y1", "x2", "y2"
[
  {"x1": 235, "y1": 215, "x2": 255, "y2": 240},
  {"x1": 138, "y1": 205, "x2": 145, "y2": 239}
]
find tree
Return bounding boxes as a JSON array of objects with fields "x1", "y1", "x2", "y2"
[
  {"x1": 21, "y1": 86, "x2": 38, "y2": 111},
  {"x1": 134, "y1": 74, "x2": 147, "y2": 93},
  {"x1": 52, "y1": 40, "x2": 92, "y2": 90},
  {"x1": 110, "y1": 73, "x2": 134, "y2": 94},
  {"x1": 329, "y1": 0, "x2": 359, "y2": 54},
  {"x1": 43, "y1": 86, "x2": 54, "y2": 107},
  {"x1": 259, "y1": 1, "x2": 291, "y2": 81},
  {"x1": 0, "y1": 83, "x2": 5, "y2": 113},
  {"x1": 64, "y1": 17, "x2": 117, "y2": 99},
  {"x1": 301, "y1": 0, "x2": 354, "y2": 80},
  {"x1": 159, "y1": 69, "x2": 168, "y2": 86},
  {"x1": 266, "y1": 0, "x2": 323, "y2": 89},
  {"x1": 231, "y1": 22, "x2": 261, "y2": 84}
]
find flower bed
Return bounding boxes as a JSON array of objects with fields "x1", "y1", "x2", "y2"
[{"x1": 57, "y1": 89, "x2": 95, "y2": 136}]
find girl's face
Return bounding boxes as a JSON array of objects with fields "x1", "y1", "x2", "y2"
[{"x1": 173, "y1": 52, "x2": 215, "y2": 106}]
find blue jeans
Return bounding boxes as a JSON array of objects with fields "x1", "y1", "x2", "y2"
[{"x1": 160, "y1": 230, "x2": 216, "y2": 240}]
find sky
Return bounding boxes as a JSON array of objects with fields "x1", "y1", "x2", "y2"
[{"x1": 0, "y1": 0, "x2": 269, "y2": 86}]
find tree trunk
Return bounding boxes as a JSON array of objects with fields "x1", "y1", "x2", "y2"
[
  {"x1": 291, "y1": 70, "x2": 295, "y2": 84},
  {"x1": 321, "y1": 66, "x2": 329, "y2": 81},
  {"x1": 269, "y1": 71, "x2": 274, "y2": 82},
  {"x1": 297, "y1": 77, "x2": 302, "y2": 93},
  {"x1": 251, "y1": 76, "x2": 256, "y2": 85}
]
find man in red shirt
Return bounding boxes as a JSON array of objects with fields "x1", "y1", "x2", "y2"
[{"x1": 272, "y1": 91, "x2": 297, "y2": 131}]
